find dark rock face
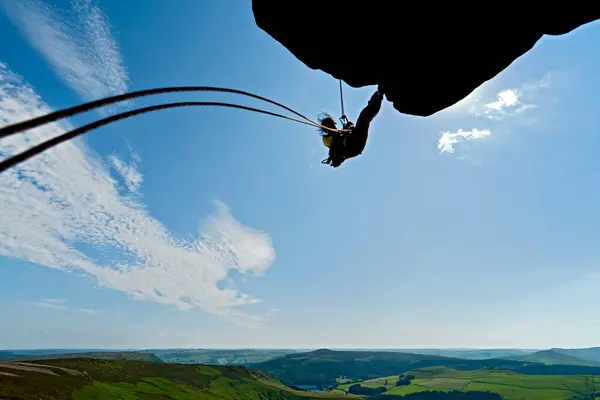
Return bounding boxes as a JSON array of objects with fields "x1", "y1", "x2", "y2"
[{"x1": 252, "y1": 2, "x2": 600, "y2": 116}]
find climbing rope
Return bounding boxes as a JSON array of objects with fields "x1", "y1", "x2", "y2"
[
  {"x1": 0, "y1": 101, "x2": 345, "y2": 174},
  {"x1": 0, "y1": 86, "x2": 350, "y2": 140},
  {"x1": 339, "y1": 79, "x2": 345, "y2": 118},
  {"x1": 338, "y1": 79, "x2": 350, "y2": 127}
]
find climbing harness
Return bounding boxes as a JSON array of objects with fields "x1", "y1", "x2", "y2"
[{"x1": 0, "y1": 86, "x2": 353, "y2": 174}]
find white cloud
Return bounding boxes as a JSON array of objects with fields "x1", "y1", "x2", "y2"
[
  {"x1": 438, "y1": 128, "x2": 491, "y2": 154},
  {"x1": 471, "y1": 73, "x2": 551, "y2": 120},
  {"x1": 0, "y1": 0, "x2": 129, "y2": 104},
  {"x1": 484, "y1": 89, "x2": 519, "y2": 111},
  {"x1": 0, "y1": 62, "x2": 276, "y2": 323},
  {"x1": 22, "y1": 299, "x2": 98, "y2": 314}
]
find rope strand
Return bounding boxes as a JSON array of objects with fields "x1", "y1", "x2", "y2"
[
  {"x1": 0, "y1": 86, "x2": 350, "y2": 139},
  {"x1": 339, "y1": 79, "x2": 345, "y2": 117},
  {"x1": 0, "y1": 101, "x2": 340, "y2": 174}
]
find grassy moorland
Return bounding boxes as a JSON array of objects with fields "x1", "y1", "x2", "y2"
[{"x1": 0, "y1": 358, "x2": 353, "y2": 400}]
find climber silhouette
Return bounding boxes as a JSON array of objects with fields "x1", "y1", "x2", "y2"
[{"x1": 319, "y1": 87, "x2": 384, "y2": 168}]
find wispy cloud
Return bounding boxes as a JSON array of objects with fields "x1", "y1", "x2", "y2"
[
  {"x1": 109, "y1": 154, "x2": 143, "y2": 192},
  {"x1": 0, "y1": 62, "x2": 276, "y2": 323},
  {"x1": 41, "y1": 298, "x2": 66, "y2": 304},
  {"x1": 438, "y1": 128, "x2": 491, "y2": 154},
  {"x1": 21, "y1": 299, "x2": 98, "y2": 314},
  {"x1": 0, "y1": 0, "x2": 129, "y2": 104},
  {"x1": 439, "y1": 73, "x2": 553, "y2": 156}
]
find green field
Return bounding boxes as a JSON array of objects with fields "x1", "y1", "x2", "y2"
[
  {"x1": 0, "y1": 358, "x2": 353, "y2": 399},
  {"x1": 337, "y1": 375, "x2": 399, "y2": 391},
  {"x1": 335, "y1": 366, "x2": 599, "y2": 400}
]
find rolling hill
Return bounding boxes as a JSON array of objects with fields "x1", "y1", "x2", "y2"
[
  {"x1": 0, "y1": 358, "x2": 352, "y2": 399},
  {"x1": 249, "y1": 349, "x2": 522, "y2": 386},
  {"x1": 505, "y1": 349, "x2": 600, "y2": 367},
  {"x1": 250, "y1": 349, "x2": 600, "y2": 387}
]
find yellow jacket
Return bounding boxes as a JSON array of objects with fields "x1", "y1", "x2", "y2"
[{"x1": 322, "y1": 135, "x2": 333, "y2": 148}]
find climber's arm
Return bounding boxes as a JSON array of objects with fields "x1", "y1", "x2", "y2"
[{"x1": 355, "y1": 90, "x2": 383, "y2": 129}]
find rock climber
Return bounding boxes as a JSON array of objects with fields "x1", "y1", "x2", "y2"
[{"x1": 319, "y1": 86, "x2": 384, "y2": 168}]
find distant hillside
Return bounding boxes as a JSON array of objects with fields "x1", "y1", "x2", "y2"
[
  {"x1": 0, "y1": 358, "x2": 351, "y2": 399},
  {"x1": 551, "y1": 347, "x2": 600, "y2": 364},
  {"x1": 0, "y1": 349, "x2": 86, "y2": 360},
  {"x1": 397, "y1": 349, "x2": 537, "y2": 360},
  {"x1": 4, "y1": 351, "x2": 163, "y2": 363},
  {"x1": 506, "y1": 349, "x2": 600, "y2": 366},
  {"x1": 0, "y1": 351, "x2": 23, "y2": 360},
  {"x1": 0, "y1": 349, "x2": 143, "y2": 360},
  {"x1": 250, "y1": 349, "x2": 600, "y2": 387},
  {"x1": 146, "y1": 348, "x2": 298, "y2": 365},
  {"x1": 0, "y1": 348, "x2": 297, "y2": 365}
]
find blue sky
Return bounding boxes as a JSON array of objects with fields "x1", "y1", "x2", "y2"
[{"x1": 1, "y1": 0, "x2": 600, "y2": 350}]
